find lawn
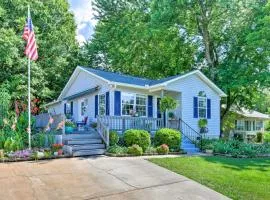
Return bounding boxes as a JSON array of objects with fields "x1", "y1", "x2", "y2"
[{"x1": 149, "y1": 156, "x2": 270, "y2": 200}]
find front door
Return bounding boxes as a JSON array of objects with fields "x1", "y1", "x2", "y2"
[{"x1": 79, "y1": 98, "x2": 88, "y2": 121}]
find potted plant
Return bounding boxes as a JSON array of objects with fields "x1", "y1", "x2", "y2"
[
  {"x1": 52, "y1": 144, "x2": 64, "y2": 156},
  {"x1": 168, "y1": 112, "x2": 175, "y2": 120},
  {"x1": 65, "y1": 121, "x2": 75, "y2": 133},
  {"x1": 198, "y1": 119, "x2": 208, "y2": 134}
]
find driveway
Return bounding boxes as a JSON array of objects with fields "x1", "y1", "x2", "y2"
[{"x1": 0, "y1": 156, "x2": 229, "y2": 200}]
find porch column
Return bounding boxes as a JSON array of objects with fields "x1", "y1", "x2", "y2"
[
  {"x1": 160, "y1": 90, "x2": 168, "y2": 128},
  {"x1": 62, "y1": 100, "x2": 67, "y2": 135}
]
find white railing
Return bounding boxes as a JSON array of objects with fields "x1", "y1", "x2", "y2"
[
  {"x1": 97, "y1": 117, "x2": 110, "y2": 148},
  {"x1": 97, "y1": 115, "x2": 164, "y2": 133}
]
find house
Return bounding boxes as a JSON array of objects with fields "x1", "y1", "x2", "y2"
[
  {"x1": 46, "y1": 66, "x2": 226, "y2": 140},
  {"x1": 233, "y1": 109, "x2": 270, "y2": 141}
]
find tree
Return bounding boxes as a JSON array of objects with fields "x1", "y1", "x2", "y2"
[
  {"x1": 81, "y1": 0, "x2": 196, "y2": 79},
  {"x1": 0, "y1": 0, "x2": 79, "y2": 111},
  {"x1": 84, "y1": 0, "x2": 270, "y2": 123}
]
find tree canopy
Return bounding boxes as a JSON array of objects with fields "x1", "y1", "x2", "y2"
[
  {"x1": 0, "y1": 0, "x2": 79, "y2": 112},
  {"x1": 81, "y1": 0, "x2": 270, "y2": 118}
]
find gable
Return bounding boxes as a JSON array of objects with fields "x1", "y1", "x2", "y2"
[
  {"x1": 166, "y1": 73, "x2": 221, "y2": 98},
  {"x1": 58, "y1": 68, "x2": 109, "y2": 100}
]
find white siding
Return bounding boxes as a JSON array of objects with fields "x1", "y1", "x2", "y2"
[
  {"x1": 48, "y1": 102, "x2": 63, "y2": 115},
  {"x1": 166, "y1": 74, "x2": 221, "y2": 138}
]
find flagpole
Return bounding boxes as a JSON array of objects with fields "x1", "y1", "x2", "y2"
[{"x1": 27, "y1": 5, "x2": 31, "y2": 150}]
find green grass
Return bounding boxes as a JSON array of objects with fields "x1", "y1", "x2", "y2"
[{"x1": 149, "y1": 156, "x2": 270, "y2": 200}]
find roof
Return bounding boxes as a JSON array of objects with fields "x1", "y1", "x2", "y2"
[
  {"x1": 236, "y1": 109, "x2": 270, "y2": 120},
  {"x1": 81, "y1": 67, "x2": 183, "y2": 87},
  {"x1": 63, "y1": 86, "x2": 99, "y2": 101},
  {"x1": 81, "y1": 67, "x2": 226, "y2": 97}
]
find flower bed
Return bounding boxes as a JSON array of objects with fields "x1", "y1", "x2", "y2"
[{"x1": 106, "y1": 128, "x2": 183, "y2": 157}]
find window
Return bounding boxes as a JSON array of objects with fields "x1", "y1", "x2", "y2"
[
  {"x1": 81, "y1": 99, "x2": 88, "y2": 116},
  {"x1": 245, "y1": 121, "x2": 251, "y2": 131},
  {"x1": 235, "y1": 120, "x2": 244, "y2": 130},
  {"x1": 65, "y1": 102, "x2": 71, "y2": 114},
  {"x1": 99, "y1": 94, "x2": 106, "y2": 116},
  {"x1": 256, "y1": 121, "x2": 263, "y2": 131},
  {"x1": 136, "y1": 95, "x2": 147, "y2": 117},
  {"x1": 198, "y1": 91, "x2": 207, "y2": 118},
  {"x1": 121, "y1": 93, "x2": 146, "y2": 116}
]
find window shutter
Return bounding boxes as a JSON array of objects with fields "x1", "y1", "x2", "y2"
[
  {"x1": 70, "y1": 101, "x2": 73, "y2": 115},
  {"x1": 64, "y1": 103, "x2": 66, "y2": 114},
  {"x1": 95, "y1": 95, "x2": 98, "y2": 117},
  {"x1": 106, "y1": 92, "x2": 110, "y2": 116},
  {"x1": 148, "y1": 96, "x2": 153, "y2": 117},
  {"x1": 207, "y1": 98, "x2": 211, "y2": 119},
  {"x1": 114, "y1": 91, "x2": 121, "y2": 116},
  {"x1": 193, "y1": 97, "x2": 198, "y2": 118}
]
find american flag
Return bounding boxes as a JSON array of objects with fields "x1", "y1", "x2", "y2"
[{"x1": 22, "y1": 17, "x2": 38, "y2": 61}]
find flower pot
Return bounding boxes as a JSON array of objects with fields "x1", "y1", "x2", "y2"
[
  {"x1": 58, "y1": 149, "x2": 63, "y2": 156},
  {"x1": 65, "y1": 126, "x2": 74, "y2": 133},
  {"x1": 53, "y1": 152, "x2": 58, "y2": 156}
]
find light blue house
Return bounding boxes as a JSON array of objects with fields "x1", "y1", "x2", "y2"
[{"x1": 46, "y1": 66, "x2": 226, "y2": 155}]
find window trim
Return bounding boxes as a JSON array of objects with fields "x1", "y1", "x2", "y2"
[{"x1": 121, "y1": 92, "x2": 147, "y2": 117}]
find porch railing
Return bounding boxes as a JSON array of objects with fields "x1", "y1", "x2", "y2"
[
  {"x1": 178, "y1": 118, "x2": 202, "y2": 150},
  {"x1": 97, "y1": 117, "x2": 110, "y2": 148},
  {"x1": 97, "y1": 115, "x2": 164, "y2": 134}
]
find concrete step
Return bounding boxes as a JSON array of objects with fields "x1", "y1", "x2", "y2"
[
  {"x1": 63, "y1": 134, "x2": 101, "y2": 140},
  {"x1": 67, "y1": 139, "x2": 103, "y2": 145},
  {"x1": 73, "y1": 149, "x2": 105, "y2": 157},
  {"x1": 70, "y1": 144, "x2": 105, "y2": 151},
  {"x1": 182, "y1": 144, "x2": 196, "y2": 148}
]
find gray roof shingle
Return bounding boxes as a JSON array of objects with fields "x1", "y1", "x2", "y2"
[{"x1": 81, "y1": 67, "x2": 185, "y2": 87}]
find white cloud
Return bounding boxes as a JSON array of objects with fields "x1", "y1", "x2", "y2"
[{"x1": 68, "y1": 0, "x2": 98, "y2": 45}]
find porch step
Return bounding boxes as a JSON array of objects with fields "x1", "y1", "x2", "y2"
[
  {"x1": 70, "y1": 144, "x2": 105, "y2": 151},
  {"x1": 66, "y1": 139, "x2": 103, "y2": 145},
  {"x1": 73, "y1": 149, "x2": 105, "y2": 157},
  {"x1": 63, "y1": 134, "x2": 101, "y2": 140},
  {"x1": 181, "y1": 136, "x2": 200, "y2": 154},
  {"x1": 63, "y1": 129, "x2": 106, "y2": 157}
]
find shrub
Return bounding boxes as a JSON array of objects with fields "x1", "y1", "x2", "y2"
[
  {"x1": 264, "y1": 132, "x2": 270, "y2": 143},
  {"x1": 256, "y1": 132, "x2": 263, "y2": 143},
  {"x1": 201, "y1": 139, "x2": 218, "y2": 150},
  {"x1": 213, "y1": 139, "x2": 270, "y2": 157},
  {"x1": 127, "y1": 144, "x2": 143, "y2": 156},
  {"x1": 109, "y1": 131, "x2": 119, "y2": 146},
  {"x1": 107, "y1": 145, "x2": 128, "y2": 154},
  {"x1": 154, "y1": 128, "x2": 181, "y2": 150},
  {"x1": 156, "y1": 144, "x2": 169, "y2": 155},
  {"x1": 124, "y1": 129, "x2": 150, "y2": 151},
  {"x1": 145, "y1": 146, "x2": 157, "y2": 154}
]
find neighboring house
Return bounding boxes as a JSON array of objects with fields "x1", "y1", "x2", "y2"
[
  {"x1": 233, "y1": 109, "x2": 270, "y2": 140},
  {"x1": 46, "y1": 66, "x2": 226, "y2": 138}
]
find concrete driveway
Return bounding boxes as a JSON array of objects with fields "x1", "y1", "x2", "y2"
[{"x1": 0, "y1": 156, "x2": 229, "y2": 200}]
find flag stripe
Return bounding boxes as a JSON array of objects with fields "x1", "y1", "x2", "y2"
[{"x1": 22, "y1": 17, "x2": 38, "y2": 61}]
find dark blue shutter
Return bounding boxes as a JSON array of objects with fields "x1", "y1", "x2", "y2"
[
  {"x1": 95, "y1": 95, "x2": 98, "y2": 117},
  {"x1": 64, "y1": 103, "x2": 66, "y2": 114},
  {"x1": 114, "y1": 91, "x2": 121, "y2": 116},
  {"x1": 157, "y1": 98, "x2": 162, "y2": 118},
  {"x1": 193, "y1": 97, "x2": 198, "y2": 118},
  {"x1": 148, "y1": 96, "x2": 153, "y2": 117},
  {"x1": 70, "y1": 101, "x2": 73, "y2": 115},
  {"x1": 207, "y1": 98, "x2": 211, "y2": 119},
  {"x1": 106, "y1": 92, "x2": 110, "y2": 116}
]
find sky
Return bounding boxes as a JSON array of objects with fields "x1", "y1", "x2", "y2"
[{"x1": 68, "y1": 0, "x2": 97, "y2": 45}]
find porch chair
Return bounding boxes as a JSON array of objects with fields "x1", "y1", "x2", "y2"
[{"x1": 76, "y1": 116, "x2": 88, "y2": 131}]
